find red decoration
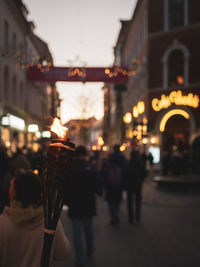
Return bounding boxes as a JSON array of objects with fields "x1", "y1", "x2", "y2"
[{"x1": 27, "y1": 66, "x2": 129, "y2": 83}]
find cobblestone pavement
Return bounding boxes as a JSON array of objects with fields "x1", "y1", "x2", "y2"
[{"x1": 55, "y1": 171, "x2": 200, "y2": 267}]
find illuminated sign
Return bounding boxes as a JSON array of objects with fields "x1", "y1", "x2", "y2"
[
  {"x1": 160, "y1": 109, "x2": 190, "y2": 132},
  {"x1": 42, "y1": 131, "x2": 51, "y2": 138},
  {"x1": 123, "y1": 112, "x2": 132, "y2": 123},
  {"x1": 3, "y1": 114, "x2": 25, "y2": 131},
  {"x1": 28, "y1": 124, "x2": 39, "y2": 133},
  {"x1": 152, "y1": 90, "x2": 199, "y2": 111},
  {"x1": 132, "y1": 101, "x2": 145, "y2": 118}
]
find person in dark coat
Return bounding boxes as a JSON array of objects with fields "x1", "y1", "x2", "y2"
[
  {"x1": 0, "y1": 146, "x2": 11, "y2": 213},
  {"x1": 64, "y1": 145, "x2": 102, "y2": 267},
  {"x1": 124, "y1": 150, "x2": 146, "y2": 224},
  {"x1": 102, "y1": 144, "x2": 126, "y2": 225}
]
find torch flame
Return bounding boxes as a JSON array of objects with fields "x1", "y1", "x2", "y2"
[{"x1": 50, "y1": 118, "x2": 68, "y2": 139}]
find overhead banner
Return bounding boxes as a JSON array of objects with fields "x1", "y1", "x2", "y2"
[{"x1": 27, "y1": 66, "x2": 129, "y2": 83}]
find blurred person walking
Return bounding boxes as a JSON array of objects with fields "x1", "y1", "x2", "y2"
[
  {"x1": 64, "y1": 145, "x2": 102, "y2": 267},
  {"x1": 0, "y1": 148, "x2": 31, "y2": 213},
  {"x1": 102, "y1": 144, "x2": 125, "y2": 225},
  {"x1": 0, "y1": 146, "x2": 11, "y2": 213},
  {"x1": 124, "y1": 150, "x2": 146, "y2": 224},
  {"x1": 0, "y1": 170, "x2": 71, "y2": 267}
]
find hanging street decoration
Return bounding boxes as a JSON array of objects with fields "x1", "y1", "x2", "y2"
[
  {"x1": 13, "y1": 52, "x2": 140, "y2": 83},
  {"x1": 27, "y1": 66, "x2": 130, "y2": 83}
]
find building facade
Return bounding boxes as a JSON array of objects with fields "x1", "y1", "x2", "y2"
[
  {"x1": 0, "y1": 0, "x2": 59, "y2": 153},
  {"x1": 108, "y1": 0, "x2": 200, "y2": 169}
]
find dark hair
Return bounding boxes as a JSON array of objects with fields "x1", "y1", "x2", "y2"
[
  {"x1": 14, "y1": 171, "x2": 42, "y2": 208},
  {"x1": 76, "y1": 145, "x2": 87, "y2": 157},
  {"x1": 113, "y1": 144, "x2": 120, "y2": 153}
]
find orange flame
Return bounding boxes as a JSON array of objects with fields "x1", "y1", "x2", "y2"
[{"x1": 50, "y1": 118, "x2": 68, "y2": 139}]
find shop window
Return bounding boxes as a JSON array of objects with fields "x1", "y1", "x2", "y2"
[
  {"x1": 165, "y1": 0, "x2": 187, "y2": 30},
  {"x1": 3, "y1": 66, "x2": 9, "y2": 100},
  {"x1": 168, "y1": 49, "x2": 184, "y2": 87}
]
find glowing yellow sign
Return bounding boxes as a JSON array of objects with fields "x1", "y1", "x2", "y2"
[
  {"x1": 137, "y1": 101, "x2": 145, "y2": 114},
  {"x1": 152, "y1": 90, "x2": 199, "y2": 111},
  {"x1": 160, "y1": 109, "x2": 190, "y2": 132},
  {"x1": 123, "y1": 112, "x2": 132, "y2": 124},
  {"x1": 132, "y1": 101, "x2": 145, "y2": 118}
]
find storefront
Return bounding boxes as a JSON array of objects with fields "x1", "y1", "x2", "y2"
[
  {"x1": 147, "y1": 88, "x2": 200, "y2": 164},
  {"x1": 123, "y1": 88, "x2": 200, "y2": 165},
  {"x1": 0, "y1": 114, "x2": 48, "y2": 153},
  {"x1": 1, "y1": 113, "x2": 26, "y2": 153}
]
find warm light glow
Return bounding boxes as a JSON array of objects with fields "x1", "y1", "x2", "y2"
[
  {"x1": 136, "y1": 133, "x2": 142, "y2": 140},
  {"x1": 92, "y1": 145, "x2": 97, "y2": 151},
  {"x1": 5, "y1": 141, "x2": 10, "y2": 147},
  {"x1": 102, "y1": 145, "x2": 108, "y2": 151},
  {"x1": 143, "y1": 117, "x2": 148, "y2": 124},
  {"x1": 98, "y1": 136, "x2": 104, "y2": 146},
  {"x1": 143, "y1": 138, "x2": 148, "y2": 144},
  {"x1": 137, "y1": 101, "x2": 145, "y2": 114},
  {"x1": 133, "y1": 106, "x2": 139, "y2": 118},
  {"x1": 42, "y1": 131, "x2": 51, "y2": 138},
  {"x1": 123, "y1": 112, "x2": 132, "y2": 124},
  {"x1": 151, "y1": 137, "x2": 156, "y2": 144},
  {"x1": 36, "y1": 131, "x2": 41, "y2": 138},
  {"x1": 105, "y1": 68, "x2": 110, "y2": 74},
  {"x1": 120, "y1": 145, "x2": 126, "y2": 152},
  {"x1": 152, "y1": 90, "x2": 199, "y2": 111},
  {"x1": 34, "y1": 169, "x2": 39, "y2": 175},
  {"x1": 160, "y1": 109, "x2": 190, "y2": 132},
  {"x1": 28, "y1": 124, "x2": 39, "y2": 133},
  {"x1": 177, "y1": 75, "x2": 184, "y2": 85},
  {"x1": 50, "y1": 118, "x2": 68, "y2": 138},
  {"x1": 133, "y1": 130, "x2": 138, "y2": 136},
  {"x1": 126, "y1": 128, "x2": 134, "y2": 139},
  {"x1": 142, "y1": 125, "x2": 147, "y2": 134}
]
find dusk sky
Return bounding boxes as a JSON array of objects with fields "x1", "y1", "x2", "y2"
[{"x1": 23, "y1": 0, "x2": 137, "y2": 123}]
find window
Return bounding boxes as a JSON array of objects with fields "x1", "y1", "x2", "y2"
[
  {"x1": 162, "y1": 41, "x2": 189, "y2": 88},
  {"x1": 4, "y1": 21, "x2": 9, "y2": 53},
  {"x1": 168, "y1": 49, "x2": 184, "y2": 86},
  {"x1": 3, "y1": 67, "x2": 9, "y2": 100},
  {"x1": 12, "y1": 33, "x2": 17, "y2": 54},
  {"x1": 165, "y1": 0, "x2": 188, "y2": 30},
  {"x1": 12, "y1": 75, "x2": 17, "y2": 104}
]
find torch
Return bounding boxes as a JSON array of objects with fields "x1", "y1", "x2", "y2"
[{"x1": 41, "y1": 118, "x2": 75, "y2": 267}]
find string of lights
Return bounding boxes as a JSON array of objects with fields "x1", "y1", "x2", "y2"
[
  {"x1": 11, "y1": 51, "x2": 141, "y2": 79},
  {"x1": 13, "y1": 51, "x2": 52, "y2": 71}
]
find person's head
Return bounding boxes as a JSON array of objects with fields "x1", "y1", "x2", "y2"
[
  {"x1": 9, "y1": 170, "x2": 42, "y2": 208},
  {"x1": 75, "y1": 145, "x2": 88, "y2": 160},
  {"x1": 113, "y1": 144, "x2": 120, "y2": 153}
]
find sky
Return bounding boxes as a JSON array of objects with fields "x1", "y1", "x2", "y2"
[{"x1": 23, "y1": 0, "x2": 137, "y2": 124}]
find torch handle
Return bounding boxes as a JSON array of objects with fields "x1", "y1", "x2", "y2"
[{"x1": 41, "y1": 233, "x2": 54, "y2": 267}]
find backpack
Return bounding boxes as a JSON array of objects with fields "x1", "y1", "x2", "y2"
[{"x1": 107, "y1": 162, "x2": 121, "y2": 187}]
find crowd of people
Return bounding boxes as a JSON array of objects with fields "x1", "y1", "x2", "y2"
[
  {"x1": 0, "y1": 145, "x2": 71, "y2": 267},
  {"x1": 0, "y1": 143, "x2": 149, "y2": 267}
]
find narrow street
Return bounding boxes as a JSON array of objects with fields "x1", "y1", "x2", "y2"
[{"x1": 56, "y1": 174, "x2": 200, "y2": 267}]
